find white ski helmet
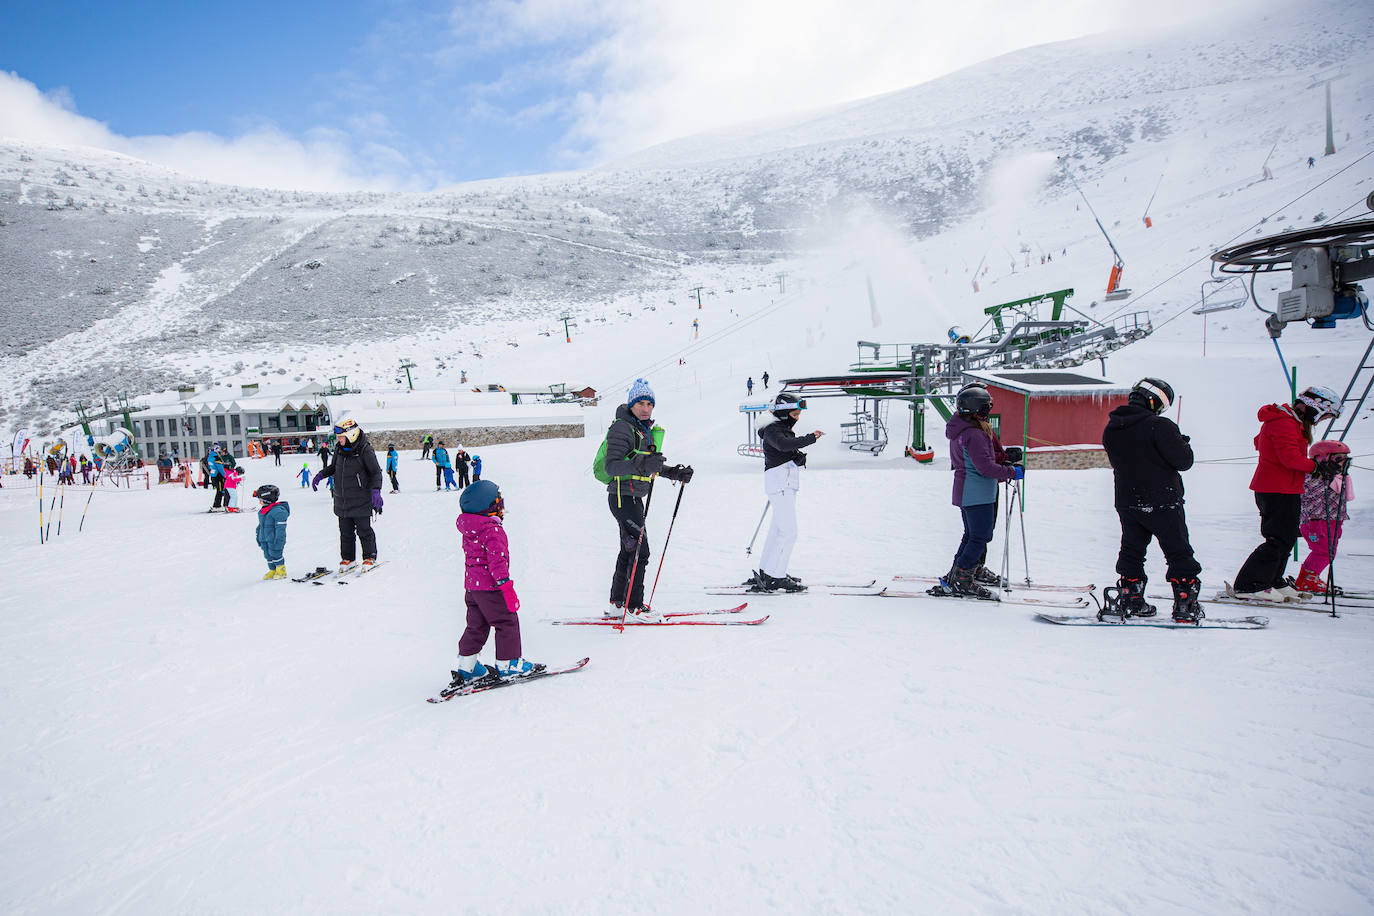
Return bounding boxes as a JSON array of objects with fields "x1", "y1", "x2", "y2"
[{"x1": 1296, "y1": 385, "x2": 1340, "y2": 421}]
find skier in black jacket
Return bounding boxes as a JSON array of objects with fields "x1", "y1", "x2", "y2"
[
  {"x1": 313, "y1": 418, "x2": 384, "y2": 572},
  {"x1": 1101, "y1": 378, "x2": 1203, "y2": 622},
  {"x1": 602, "y1": 378, "x2": 692, "y2": 619},
  {"x1": 746, "y1": 392, "x2": 825, "y2": 592}
]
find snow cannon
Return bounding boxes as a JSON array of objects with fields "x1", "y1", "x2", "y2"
[
  {"x1": 91, "y1": 429, "x2": 132, "y2": 459},
  {"x1": 47, "y1": 438, "x2": 68, "y2": 458},
  {"x1": 947, "y1": 326, "x2": 971, "y2": 344}
]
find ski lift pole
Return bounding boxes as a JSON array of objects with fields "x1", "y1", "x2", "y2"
[
  {"x1": 745, "y1": 501, "x2": 771, "y2": 555},
  {"x1": 646, "y1": 481, "x2": 689, "y2": 611}
]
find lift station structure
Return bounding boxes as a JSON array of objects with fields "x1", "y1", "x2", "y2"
[{"x1": 751, "y1": 288, "x2": 1152, "y2": 461}]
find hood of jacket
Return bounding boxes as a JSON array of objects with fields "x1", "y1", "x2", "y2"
[
  {"x1": 1106, "y1": 402, "x2": 1156, "y2": 431},
  {"x1": 945, "y1": 414, "x2": 981, "y2": 441},
  {"x1": 1257, "y1": 403, "x2": 1297, "y2": 425}
]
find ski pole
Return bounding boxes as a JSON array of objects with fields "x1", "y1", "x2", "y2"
[
  {"x1": 1016, "y1": 479, "x2": 1031, "y2": 585},
  {"x1": 38, "y1": 475, "x2": 45, "y2": 544},
  {"x1": 617, "y1": 485, "x2": 657, "y2": 628},
  {"x1": 44, "y1": 483, "x2": 58, "y2": 542},
  {"x1": 56, "y1": 484, "x2": 66, "y2": 536},
  {"x1": 646, "y1": 481, "x2": 689, "y2": 611},
  {"x1": 745, "y1": 501, "x2": 770, "y2": 555},
  {"x1": 999, "y1": 480, "x2": 1014, "y2": 589}
]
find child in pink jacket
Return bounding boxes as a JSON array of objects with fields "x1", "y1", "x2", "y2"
[
  {"x1": 442, "y1": 480, "x2": 545, "y2": 696},
  {"x1": 1294, "y1": 440, "x2": 1354, "y2": 594}
]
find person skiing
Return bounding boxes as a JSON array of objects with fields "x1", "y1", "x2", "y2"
[
  {"x1": 298, "y1": 461, "x2": 311, "y2": 488},
  {"x1": 746, "y1": 377, "x2": 754, "y2": 396},
  {"x1": 762, "y1": 371, "x2": 770, "y2": 389},
  {"x1": 207, "y1": 445, "x2": 227, "y2": 511},
  {"x1": 1231, "y1": 385, "x2": 1341, "y2": 600},
  {"x1": 455, "y1": 449, "x2": 471, "y2": 489},
  {"x1": 386, "y1": 444, "x2": 400, "y2": 494},
  {"x1": 271, "y1": 439, "x2": 283, "y2": 466},
  {"x1": 253, "y1": 483, "x2": 290, "y2": 580},
  {"x1": 312, "y1": 418, "x2": 384, "y2": 572},
  {"x1": 1101, "y1": 378, "x2": 1203, "y2": 622},
  {"x1": 1293, "y1": 440, "x2": 1355, "y2": 595},
  {"x1": 441, "y1": 479, "x2": 544, "y2": 695},
  {"x1": 930, "y1": 383, "x2": 1021, "y2": 600},
  {"x1": 472, "y1": 454, "x2": 483, "y2": 481},
  {"x1": 602, "y1": 378, "x2": 693, "y2": 619},
  {"x1": 433, "y1": 440, "x2": 454, "y2": 490},
  {"x1": 745, "y1": 393, "x2": 824, "y2": 592},
  {"x1": 224, "y1": 465, "x2": 244, "y2": 514},
  {"x1": 421, "y1": 434, "x2": 433, "y2": 462}
]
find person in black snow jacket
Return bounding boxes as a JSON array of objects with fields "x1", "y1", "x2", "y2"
[
  {"x1": 603, "y1": 378, "x2": 693, "y2": 620},
  {"x1": 745, "y1": 392, "x2": 824, "y2": 592},
  {"x1": 312, "y1": 418, "x2": 384, "y2": 572},
  {"x1": 1101, "y1": 377, "x2": 1203, "y2": 622}
]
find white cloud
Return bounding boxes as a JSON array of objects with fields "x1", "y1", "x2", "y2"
[
  {"x1": 0, "y1": 70, "x2": 419, "y2": 192},
  {"x1": 462, "y1": 0, "x2": 1261, "y2": 164}
]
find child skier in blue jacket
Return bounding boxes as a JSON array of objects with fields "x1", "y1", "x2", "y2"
[
  {"x1": 298, "y1": 462, "x2": 311, "y2": 488},
  {"x1": 254, "y1": 484, "x2": 290, "y2": 579}
]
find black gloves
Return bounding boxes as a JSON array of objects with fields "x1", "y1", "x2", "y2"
[
  {"x1": 1315, "y1": 456, "x2": 1345, "y2": 481},
  {"x1": 661, "y1": 464, "x2": 694, "y2": 483},
  {"x1": 795, "y1": 453, "x2": 807, "y2": 467},
  {"x1": 1003, "y1": 446, "x2": 1024, "y2": 464}
]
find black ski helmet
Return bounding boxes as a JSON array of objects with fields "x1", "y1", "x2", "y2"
[
  {"x1": 1131, "y1": 377, "x2": 1174, "y2": 414},
  {"x1": 772, "y1": 392, "x2": 804, "y2": 419},
  {"x1": 253, "y1": 484, "x2": 280, "y2": 503},
  {"x1": 955, "y1": 383, "x2": 992, "y2": 418},
  {"x1": 459, "y1": 479, "x2": 502, "y2": 516}
]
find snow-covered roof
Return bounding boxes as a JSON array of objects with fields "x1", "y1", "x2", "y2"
[
  {"x1": 965, "y1": 370, "x2": 1132, "y2": 397},
  {"x1": 324, "y1": 391, "x2": 583, "y2": 432}
]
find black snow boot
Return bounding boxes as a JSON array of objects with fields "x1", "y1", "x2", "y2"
[
  {"x1": 764, "y1": 573, "x2": 806, "y2": 593},
  {"x1": 948, "y1": 567, "x2": 998, "y2": 601},
  {"x1": 1169, "y1": 576, "x2": 1204, "y2": 624},
  {"x1": 1115, "y1": 576, "x2": 1157, "y2": 618},
  {"x1": 971, "y1": 565, "x2": 1002, "y2": 587}
]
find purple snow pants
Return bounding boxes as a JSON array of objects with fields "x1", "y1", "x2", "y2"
[{"x1": 458, "y1": 589, "x2": 522, "y2": 661}]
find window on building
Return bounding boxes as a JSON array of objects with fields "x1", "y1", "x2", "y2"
[
  {"x1": 216, "y1": 415, "x2": 227, "y2": 435},
  {"x1": 231, "y1": 414, "x2": 241, "y2": 433},
  {"x1": 305, "y1": 413, "x2": 319, "y2": 431},
  {"x1": 268, "y1": 415, "x2": 281, "y2": 430},
  {"x1": 190, "y1": 442, "x2": 200, "y2": 458},
  {"x1": 233, "y1": 441, "x2": 244, "y2": 458},
  {"x1": 286, "y1": 414, "x2": 299, "y2": 429},
  {"x1": 171, "y1": 442, "x2": 180, "y2": 455},
  {"x1": 144, "y1": 419, "x2": 154, "y2": 437},
  {"x1": 156, "y1": 419, "x2": 166, "y2": 436},
  {"x1": 201, "y1": 416, "x2": 211, "y2": 436}
]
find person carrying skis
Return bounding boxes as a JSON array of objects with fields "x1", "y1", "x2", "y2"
[
  {"x1": 930, "y1": 383, "x2": 1021, "y2": 600},
  {"x1": 253, "y1": 483, "x2": 290, "y2": 579},
  {"x1": 602, "y1": 378, "x2": 693, "y2": 619},
  {"x1": 455, "y1": 449, "x2": 471, "y2": 488},
  {"x1": 1101, "y1": 378, "x2": 1203, "y2": 622},
  {"x1": 1231, "y1": 385, "x2": 1341, "y2": 600},
  {"x1": 1293, "y1": 439, "x2": 1355, "y2": 595},
  {"x1": 433, "y1": 441, "x2": 454, "y2": 490},
  {"x1": 745, "y1": 392, "x2": 824, "y2": 593},
  {"x1": 386, "y1": 443, "x2": 400, "y2": 494},
  {"x1": 312, "y1": 418, "x2": 384, "y2": 572},
  {"x1": 441, "y1": 480, "x2": 544, "y2": 695}
]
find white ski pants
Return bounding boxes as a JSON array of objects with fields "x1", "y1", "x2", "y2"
[{"x1": 760, "y1": 489, "x2": 798, "y2": 578}]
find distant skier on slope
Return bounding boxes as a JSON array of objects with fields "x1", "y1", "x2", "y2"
[
  {"x1": 744, "y1": 392, "x2": 824, "y2": 593},
  {"x1": 929, "y1": 384, "x2": 1020, "y2": 600},
  {"x1": 1101, "y1": 378, "x2": 1203, "y2": 622}
]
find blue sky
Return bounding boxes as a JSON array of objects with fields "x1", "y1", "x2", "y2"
[{"x1": 0, "y1": 0, "x2": 1246, "y2": 191}]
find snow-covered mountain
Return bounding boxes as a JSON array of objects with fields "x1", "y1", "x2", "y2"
[{"x1": 1, "y1": 0, "x2": 1371, "y2": 436}]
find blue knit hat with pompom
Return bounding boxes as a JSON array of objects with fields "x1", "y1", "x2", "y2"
[{"x1": 627, "y1": 378, "x2": 655, "y2": 408}]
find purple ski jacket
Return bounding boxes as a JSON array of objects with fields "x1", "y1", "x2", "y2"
[
  {"x1": 947, "y1": 415, "x2": 1016, "y2": 507},
  {"x1": 456, "y1": 512, "x2": 512, "y2": 591}
]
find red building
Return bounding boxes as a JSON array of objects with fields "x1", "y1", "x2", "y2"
[{"x1": 964, "y1": 369, "x2": 1133, "y2": 469}]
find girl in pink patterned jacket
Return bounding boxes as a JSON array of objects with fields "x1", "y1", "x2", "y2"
[{"x1": 442, "y1": 480, "x2": 545, "y2": 696}]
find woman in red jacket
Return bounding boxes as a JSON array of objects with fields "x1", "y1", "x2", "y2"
[{"x1": 1232, "y1": 385, "x2": 1341, "y2": 599}]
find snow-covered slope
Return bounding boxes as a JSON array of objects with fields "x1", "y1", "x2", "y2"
[{"x1": 2, "y1": 0, "x2": 1371, "y2": 437}]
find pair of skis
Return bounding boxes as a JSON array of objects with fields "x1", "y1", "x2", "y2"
[
  {"x1": 290, "y1": 561, "x2": 387, "y2": 585},
  {"x1": 427, "y1": 658, "x2": 591, "y2": 702},
  {"x1": 548, "y1": 602, "x2": 769, "y2": 627}
]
